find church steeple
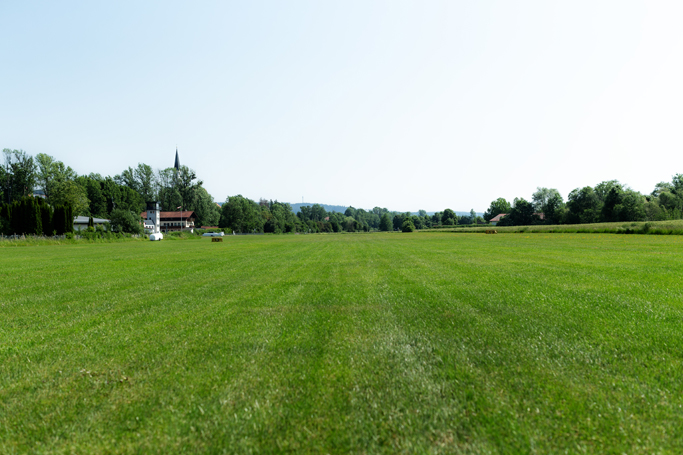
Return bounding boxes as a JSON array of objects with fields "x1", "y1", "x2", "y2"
[{"x1": 174, "y1": 147, "x2": 180, "y2": 171}]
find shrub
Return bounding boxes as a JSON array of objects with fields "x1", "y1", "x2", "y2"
[
  {"x1": 401, "y1": 219, "x2": 415, "y2": 232},
  {"x1": 110, "y1": 209, "x2": 143, "y2": 234}
]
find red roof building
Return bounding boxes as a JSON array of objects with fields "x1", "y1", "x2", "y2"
[
  {"x1": 141, "y1": 211, "x2": 197, "y2": 231},
  {"x1": 489, "y1": 213, "x2": 507, "y2": 225},
  {"x1": 489, "y1": 212, "x2": 544, "y2": 225}
]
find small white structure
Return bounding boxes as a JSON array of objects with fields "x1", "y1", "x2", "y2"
[{"x1": 146, "y1": 202, "x2": 164, "y2": 241}]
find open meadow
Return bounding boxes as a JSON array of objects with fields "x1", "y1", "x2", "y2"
[{"x1": 1, "y1": 232, "x2": 683, "y2": 454}]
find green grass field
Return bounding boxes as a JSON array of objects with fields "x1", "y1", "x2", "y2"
[
  {"x1": 434, "y1": 218, "x2": 683, "y2": 235},
  {"x1": 2, "y1": 233, "x2": 683, "y2": 454}
]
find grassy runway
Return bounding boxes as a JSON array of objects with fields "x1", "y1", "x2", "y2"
[{"x1": 1, "y1": 233, "x2": 683, "y2": 454}]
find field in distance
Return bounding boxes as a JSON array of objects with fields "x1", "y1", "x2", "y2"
[
  {"x1": 433, "y1": 218, "x2": 683, "y2": 235},
  {"x1": 2, "y1": 233, "x2": 683, "y2": 453}
]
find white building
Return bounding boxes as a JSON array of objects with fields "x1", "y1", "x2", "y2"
[
  {"x1": 145, "y1": 202, "x2": 164, "y2": 241},
  {"x1": 73, "y1": 216, "x2": 110, "y2": 231}
]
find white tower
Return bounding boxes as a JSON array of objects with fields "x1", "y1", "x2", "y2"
[{"x1": 147, "y1": 201, "x2": 163, "y2": 241}]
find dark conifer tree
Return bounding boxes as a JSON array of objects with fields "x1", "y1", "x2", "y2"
[
  {"x1": 65, "y1": 205, "x2": 74, "y2": 233},
  {"x1": 53, "y1": 205, "x2": 65, "y2": 235},
  {"x1": 32, "y1": 198, "x2": 42, "y2": 235},
  {"x1": 40, "y1": 201, "x2": 53, "y2": 235}
]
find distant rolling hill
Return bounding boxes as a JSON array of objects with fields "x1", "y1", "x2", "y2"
[
  {"x1": 216, "y1": 201, "x2": 481, "y2": 217},
  {"x1": 289, "y1": 203, "x2": 350, "y2": 214},
  {"x1": 288, "y1": 203, "x2": 482, "y2": 217}
]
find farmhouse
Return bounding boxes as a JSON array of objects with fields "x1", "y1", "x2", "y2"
[
  {"x1": 489, "y1": 213, "x2": 507, "y2": 226},
  {"x1": 141, "y1": 210, "x2": 197, "y2": 232},
  {"x1": 489, "y1": 212, "x2": 545, "y2": 225}
]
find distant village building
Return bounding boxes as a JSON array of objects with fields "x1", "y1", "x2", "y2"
[
  {"x1": 142, "y1": 148, "x2": 204, "y2": 237},
  {"x1": 141, "y1": 210, "x2": 197, "y2": 232},
  {"x1": 73, "y1": 216, "x2": 110, "y2": 231},
  {"x1": 489, "y1": 212, "x2": 545, "y2": 226},
  {"x1": 489, "y1": 213, "x2": 507, "y2": 226}
]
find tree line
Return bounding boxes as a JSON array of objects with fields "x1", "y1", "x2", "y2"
[
  {"x1": 14, "y1": 147, "x2": 678, "y2": 236},
  {"x1": 218, "y1": 197, "x2": 482, "y2": 234},
  {"x1": 0, "y1": 196, "x2": 73, "y2": 236},
  {"x1": 484, "y1": 176, "x2": 683, "y2": 226},
  {"x1": 1, "y1": 148, "x2": 487, "y2": 235},
  {"x1": 0, "y1": 148, "x2": 222, "y2": 235}
]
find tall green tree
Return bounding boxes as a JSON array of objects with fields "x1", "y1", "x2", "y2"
[
  {"x1": 618, "y1": 190, "x2": 646, "y2": 222},
  {"x1": 35, "y1": 153, "x2": 76, "y2": 201},
  {"x1": 441, "y1": 208, "x2": 456, "y2": 226},
  {"x1": 219, "y1": 195, "x2": 264, "y2": 233},
  {"x1": 193, "y1": 187, "x2": 221, "y2": 227},
  {"x1": 531, "y1": 188, "x2": 563, "y2": 215},
  {"x1": 50, "y1": 180, "x2": 90, "y2": 216},
  {"x1": 76, "y1": 176, "x2": 108, "y2": 217},
  {"x1": 110, "y1": 209, "x2": 143, "y2": 234},
  {"x1": 601, "y1": 186, "x2": 624, "y2": 222},
  {"x1": 484, "y1": 198, "x2": 511, "y2": 222},
  {"x1": 566, "y1": 187, "x2": 601, "y2": 224},
  {"x1": 2, "y1": 149, "x2": 37, "y2": 203},
  {"x1": 379, "y1": 213, "x2": 393, "y2": 231},
  {"x1": 594, "y1": 180, "x2": 622, "y2": 203},
  {"x1": 504, "y1": 198, "x2": 538, "y2": 226},
  {"x1": 310, "y1": 204, "x2": 327, "y2": 222},
  {"x1": 401, "y1": 218, "x2": 415, "y2": 232}
]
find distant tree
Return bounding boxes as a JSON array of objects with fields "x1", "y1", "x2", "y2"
[
  {"x1": 298, "y1": 206, "x2": 312, "y2": 222},
  {"x1": 134, "y1": 164, "x2": 156, "y2": 201},
  {"x1": 2, "y1": 149, "x2": 37, "y2": 203},
  {"x1": 50, "y1": 180, "x2": 90, "y2": 216},
  {"x1": 566, "y1": 187, "x2": 601, "y2": 224},
  {"x1": 431, "y1": 212, "x2": 442, "y2": 225},
  {"x1": 672, "y1": 173, "x2": 683, "y2": 194},
  {"x1": 35, "y1": 153, "x2": 76, "y2": 201},
  {"x1": 531, "y1": 188, "x2": 563, "y2": 217},
  {"x1": 644, "y1": 199, "x2": 666, "y2": 221},
  {"x1": 506, "y1": 198, "x2": 538, "y2": 226},
  {"x1": 441, "y1": 208, "x2": 456, "y2": 225},
  {"x1": 219, "y1": 195, "x2": 264, "y2": 233},
  {"x1": 618, "y1": 190, "x2": 646, "y2": 222},
  {"x1": 52, "y1": 204, "x2": 73, "y2": 235},
  {"x1": 484, "y1": 198, "x2": 511, "y2": 222},
  {"x1": 601, "y1": 186, "x2": 624, "y2": 222},
  {"x1": 379, "y1": 213, "x2": 393, "y2": 231},
  {"x1": 543, "y1": 193, "x2": 565, "y2": 225},
  {"x1": 193, "y1": 187, "x2": 221, "y2": 227},
  {"x1": 40, "y1": 201, "x2": 53, "y2": 235},
  {"x1": 110, "y1": 209, "x2": 143, "y2": 234},
  {"x1": 651, "y1": 181, "x2": 674, "y2": 198},
  {"x1": 76, "y1": 176, "x2": 108, "y2": 218},
  {"x1": 392, "y1": 213, "x2": 405, "y2": 231},
  {"x1": 594, "y1": 180, "x2": 622, "y2": 203},
  {"x1": 310, "y1": 204, "x2": 327, "y2": 222},
  {"x1": 0, "y1": 202, "x2": 10, "y2": 235},
  {"x1": 418, "y1": 209, "x2": 427, "y2": 217},
  {"x1": 344, "y1": 217, "x2": 357, "y2": 232},
  {"x1": 401, "y1": 218, "x2": 415, "y2": 232}
]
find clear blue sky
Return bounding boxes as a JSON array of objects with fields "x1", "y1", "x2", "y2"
[{"x1": 2, "y1": 1, "x2": 682, "y2": 212}]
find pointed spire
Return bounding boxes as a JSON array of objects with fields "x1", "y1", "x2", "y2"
[{"x1": 174, "y1": 147, "x2": 180, "y2": 171}]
